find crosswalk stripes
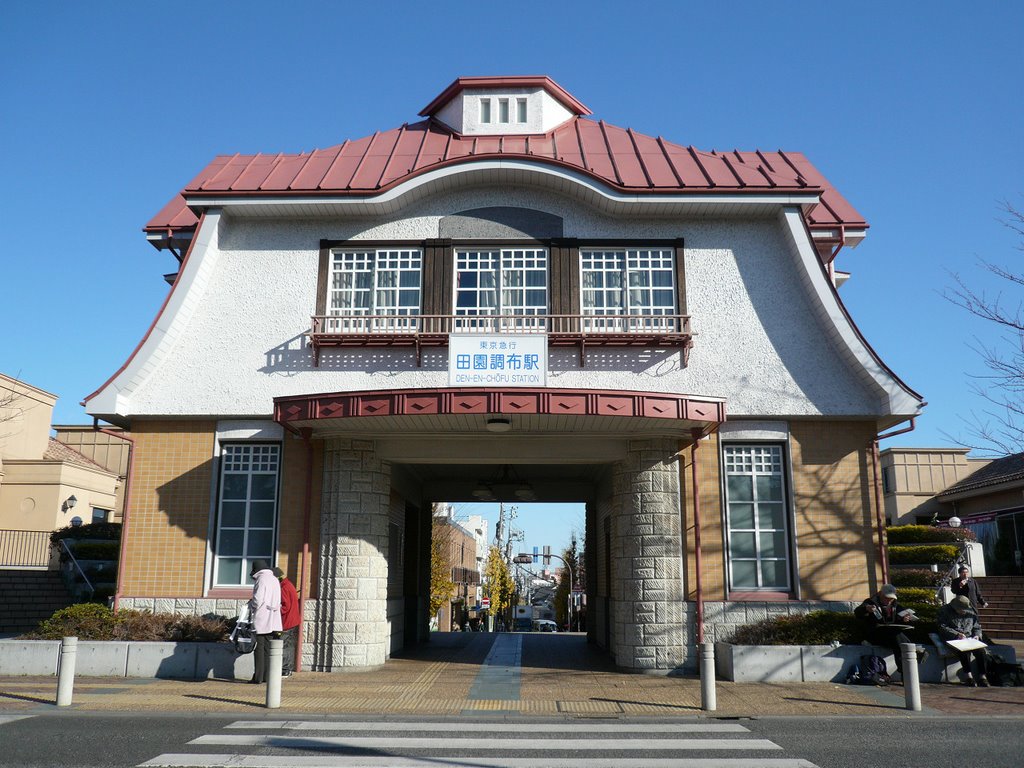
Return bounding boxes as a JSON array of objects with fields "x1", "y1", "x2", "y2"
[
  {"x1": 0, "y1": 715, "x2": 34, "y2": 726},
  {"x1": 138, "y1": 719, "x2": 821, "y2": 768}
]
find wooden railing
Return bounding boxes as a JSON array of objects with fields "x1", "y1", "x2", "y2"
[{"x1": 309, "y1": 313, "x2": 693, "y2": 367}]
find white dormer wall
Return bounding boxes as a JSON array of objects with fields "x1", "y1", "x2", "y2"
[{"x1": 434, "y1": 87, "x2": 576, "y2": 136}]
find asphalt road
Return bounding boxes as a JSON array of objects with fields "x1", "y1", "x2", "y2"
[{"x1": 1, "y1": 712, "x2": 1022, "y2": 768}]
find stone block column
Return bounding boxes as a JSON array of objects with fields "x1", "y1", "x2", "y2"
[
  {"x1": 311, "y1": 438, "x2": 391, "y2": 671},
  {"x1": 610, "y1": 438, "x2": 686, "y2": 671}
]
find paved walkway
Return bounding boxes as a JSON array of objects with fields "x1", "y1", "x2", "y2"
[{"x1": 1, "y1": 633, "x2": 1022, "y2": 718}]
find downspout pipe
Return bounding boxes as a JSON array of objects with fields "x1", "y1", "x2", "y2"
[
  {"x1": 93, "y1": 418, "x2": 134, "y2": 613},
  {"x1": 279, "y1": 418, "x2": 314, "y2": 673},
  {"x1": 871, "y1": 417, "x2": 917, "y2": 586},
  {"x1": 296, "y1": 428, "x2": 314, "y2": 673},
  {"x1": 690, "y1": 428, "x2": 705, "y2": 645}
]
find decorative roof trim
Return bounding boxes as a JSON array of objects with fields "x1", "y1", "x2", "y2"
[{"x1": 274, "y1": 387, "x2": 725, "y2": 428}]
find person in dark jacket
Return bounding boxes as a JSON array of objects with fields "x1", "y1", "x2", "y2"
[
  {"x1": 854, "y1": 584, "x2": 918, "y2": 675},
  {"x1": 937, "y1": 594, "x2": 989, "y2": 686},
  {"x1": 273, "y1": 567, "x2": 300, "y2": 677},
  {"x1": 951, "y1": 565, "x2": 988, "y2": 609}
]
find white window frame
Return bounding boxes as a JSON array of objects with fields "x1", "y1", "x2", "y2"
[
  {"x1": 454, "y1": 247, "x2": 547, "y2": 331},
  {"x1": 721, "y1": 443, "x2": 792, "y2": 592},
  {"x1": 328, "y1": 248, "x2": 422, "y2": 332},
  {"x1": 212, "y1": 443, "x2": 281, "y2": 587},
  {"x1": 580, "y1": 248, "x2": 676, "y2": 332}
]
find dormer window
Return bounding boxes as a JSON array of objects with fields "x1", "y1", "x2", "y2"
[{"x1": 421, "y1": 77, "x2": 591, "y2": 137}]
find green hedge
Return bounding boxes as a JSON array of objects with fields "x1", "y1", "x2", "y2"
[
  {"x1": 727, "y1": 611, "x2": 867, "y2": 645},
  {"x1": 888, "y1": 544, "x2": 959, "y2": 565},
  {"x1": 72, "y1": 541, "x2": 120, "y2": 560},
  {"x1": 726, "y1": 608, "x2": 940, "y2": 646},
  {"x1": 886, "y1": 525, "x2": 975, "y2": 544},
  {"x1": 890, "y1": 568, "x2": 943, "y2": 587},
  {"x1": 50, "y1": 522, "x2": 122, "y2": 545},
  {"x1": 24, "y1": 604, "x2": 229, "y2": 642}
]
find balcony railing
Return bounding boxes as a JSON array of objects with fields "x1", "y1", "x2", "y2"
[
  {"x1": 309, "y1": 313, "x2": 693, "y2": 367},
  {"x1": 0, "y1": 529, "x2": 52, "y2": 569}
]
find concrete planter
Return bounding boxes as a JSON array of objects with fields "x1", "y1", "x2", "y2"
[
  {"x1": 714, "y1": 641, "x2": 1016, "y2": 684},
  {"x1": 0, "y1": 639, "x2": 253, "y2": 680}
]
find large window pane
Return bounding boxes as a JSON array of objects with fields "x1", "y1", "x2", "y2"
[
  {"x1": 731, "y1": 560, "x2": 757, "y2": 589},
  {"x1": 251, "y1": 474, "x2": 276, "y2": 501},
  {"x1": 761, "y1": 560, "x2": 788, "y2": 588},
  {"x1": 730, "y1": 531, "x2": 756, "y2": 558},
  {"x1": 219, "y1": 529, "x2": 244, "y2": 557},
  {"x1": 727, "y1": 475, "x2": 753, "y2": 502},
  {"x1": 216, "y1": 558, "x2": 242, "y2": 585},
  {"x1": 730, "y1": 502, "x2": 755, "y2": 530},
  {"x1": 220, "y1": 501, "x2": 246, "y2": 528},
  {"x1": 222, "y1": 474, "x2": 247, "y2": 500}
]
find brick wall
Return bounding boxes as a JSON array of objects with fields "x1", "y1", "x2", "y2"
[
  {"x1": 789, "y1": 420, "x2": 880, "y2": 601},
  {"x1": 121, "y1": 421, "x2": 217, "y2": 597}
]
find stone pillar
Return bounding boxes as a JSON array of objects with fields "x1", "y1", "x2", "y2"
[
  {"x1": 312, "y1": 438, "x2": 390, "y2": 670},
  {"x1": 610, "y1": 438, "x2": 686, "y2": 672}
]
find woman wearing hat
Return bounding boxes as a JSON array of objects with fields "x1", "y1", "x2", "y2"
[
  {"x1": 247, "y1": 559, "x2": 282, "y2": 684},
  {"x1": 937, "y1": 594, "x2": 989, "y2": 686}
]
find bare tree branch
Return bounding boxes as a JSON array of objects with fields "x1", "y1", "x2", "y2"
[{"x1": 943, "y1": 202, "x2": 1024, "y2": 455}]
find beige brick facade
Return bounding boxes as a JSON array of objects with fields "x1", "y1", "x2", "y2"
[
  {"x1": 789, "y1": 420, "x2": 881, "y2": 601},
  {"x1": 121, "y1": 421, "x2": 217, "y2": 597}
]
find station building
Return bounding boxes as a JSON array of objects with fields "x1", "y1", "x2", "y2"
[{"x1": 84, "y1": 76, "x2": 923, "y2": 672}]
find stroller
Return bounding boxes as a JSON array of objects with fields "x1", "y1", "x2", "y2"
[{"x1": 229, "y1": 603, "x2": 256, "y2": 655}]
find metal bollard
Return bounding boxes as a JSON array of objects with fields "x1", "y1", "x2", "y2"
[
  {"x1": 56, "y1": 636, "x2": 78, "y2": 707},
  {"x1": 700, "y1": 641, "x2": 717, "y2": 712},
  {"x1": 901, "y1": 642, "x2": 921, "y2": 711},
  {"x1": 265, "y1": 638, "x2": 283, "y2": 709}
]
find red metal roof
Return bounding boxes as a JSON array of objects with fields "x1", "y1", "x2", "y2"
[{"x1": 145, "y1": 115, "x2": 866, "y2": 238}]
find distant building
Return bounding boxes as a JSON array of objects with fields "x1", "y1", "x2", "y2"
[
  {"x1": 879, "y1": 447, "x2": 989, "y2": 525},
  {"x1": 0, "y1": 373, "x2": 121, "y2": 546}
]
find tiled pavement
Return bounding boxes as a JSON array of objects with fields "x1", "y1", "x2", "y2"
[{"x1": 1, "y1": 632, "x2": 1022, "y2": 718}]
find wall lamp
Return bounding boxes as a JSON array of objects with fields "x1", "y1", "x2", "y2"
[
  {"x1": 486, "y1": 417, "x2": 512, "y2": 433},
  {"x1": 62, "y1": 495, "x2": 78, "y2": 513}
]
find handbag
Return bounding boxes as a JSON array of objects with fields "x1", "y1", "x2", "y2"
[{"x1": 229, "y1": 604, "x2": 256, "y2": 655}]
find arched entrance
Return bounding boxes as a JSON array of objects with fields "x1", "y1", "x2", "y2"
[{"x1": 274, "y1": 387, "x2": 725, "y2": 672}]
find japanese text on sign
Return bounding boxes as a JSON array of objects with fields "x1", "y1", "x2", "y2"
[{"x1": 448, "y1": 334, "x2": 548, "y2": 387}]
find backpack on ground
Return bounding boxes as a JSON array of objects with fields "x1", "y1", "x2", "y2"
[
  {"x1": 846, "y1": 654, "x2": 890, "y2": 686},
  {"x1": 985, "y1": 650, "x2": 1024, "y2": 687}
]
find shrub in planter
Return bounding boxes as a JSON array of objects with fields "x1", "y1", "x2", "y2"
[
  {"x1": 30, "y1": 603, "x2": 118, "y2": 640},
  {"x1": 894, "y1": 587, "x2": 939, "y2": 605},
  {"x1": 24, "y1": 605, "x2": 229, "y2": 642},
  {"x1": 886, "y1": 525, "x2": 975, "y2": 544},
  {"x1": 887, "y1": 544, "x2": 960, "y2": 565},
  {"x1": 891, "y1": 568, "x2": 943, "y2": 588},
  {"x1": 726, "y1": 610, "x2": 868, "y2": 646}
]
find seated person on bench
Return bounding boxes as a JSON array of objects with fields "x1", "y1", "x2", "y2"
[
  {"x1": 937, "y1": 594, "x2": 989, "y2": 686},
  {"x1": 855, "y1": 584, "x2": 918, "y2": 677}
]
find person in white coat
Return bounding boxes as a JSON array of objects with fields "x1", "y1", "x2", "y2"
[{"x1": 248, "y1": 559, "x2": 282, "y2": 684}]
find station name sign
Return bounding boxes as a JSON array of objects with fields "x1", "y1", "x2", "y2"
[{"x1": 448, "y1": 334, "x2": 548, "y2": 387}]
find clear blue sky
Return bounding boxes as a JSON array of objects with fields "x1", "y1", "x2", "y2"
[{"x1": 2, "y1": 3, "x2": 1022, "y2": 550}]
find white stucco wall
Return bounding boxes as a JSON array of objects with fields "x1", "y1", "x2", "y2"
[
  {"x1": 88, "y1": 183, "x2": 907, "y2": 420},
  {"x1": 434, "y1": 87, "x2": 574, "y2": 136}
]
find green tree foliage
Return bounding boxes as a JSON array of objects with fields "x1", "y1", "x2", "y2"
[
  {"x1": 553, "y1": 538, "x2": 582, "y2": 630},
  {"x1": 429, "y1": 513, "x2": 456, "y2": 618},
  {"x1": 484, "y1": 545, "x2": 515, "y2": 620}
]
